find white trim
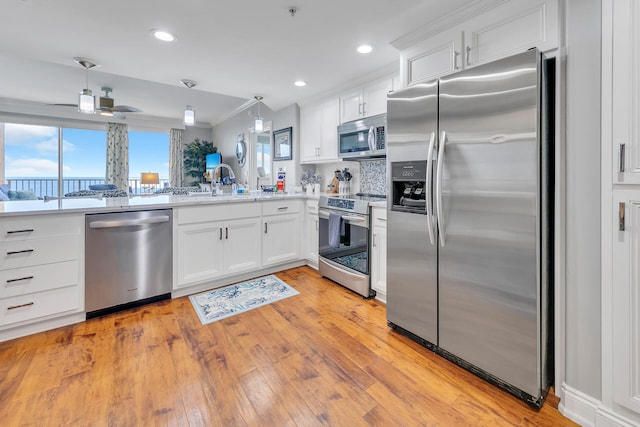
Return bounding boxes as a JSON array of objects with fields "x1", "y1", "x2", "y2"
[
  {"x1": 390, "y1": 0, "x2": 509, "y2": 51},
  {"x1": 560, "y1": 383, "x2": 640, "y2": 427}
]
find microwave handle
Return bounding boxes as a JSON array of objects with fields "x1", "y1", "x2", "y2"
[{"x1": 368, "y1": 126, "x2": 375, "y2": 151}]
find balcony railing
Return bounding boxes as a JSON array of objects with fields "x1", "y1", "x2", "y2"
[{"x1": 6, "y1": 177, "x2": 171, "y2": 198}]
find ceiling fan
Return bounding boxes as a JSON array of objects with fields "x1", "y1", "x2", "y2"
[{"x1": 96, "y1": 87, "x2": 142, "y2": 119}]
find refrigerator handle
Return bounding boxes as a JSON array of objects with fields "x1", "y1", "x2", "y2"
[
  {"x1": 436, "y1": 131, "x2": 447, "y2": 247},
  {"x1": 426, "y1": 131, "x2": 436, "y2": 246}
]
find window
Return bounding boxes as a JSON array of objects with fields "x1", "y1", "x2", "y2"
[
  {"x1": 62, "y1": 128, "x2": 107, "y2": 194},
  {"x1": 1, "y1": 121, "x2": 169, "y2": 198},
  {"x1": 129, "y1": 130, "x2": 169, "y2": 193},
  {"x1": 257, "y1": 133, "x2": 271, "y2": 177},
  {"x1": 3, "y1": 123, "x2": 60, "y2": 197}
]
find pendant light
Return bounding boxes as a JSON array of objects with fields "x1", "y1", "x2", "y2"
[
  {"x1": 254, "y1": 96, "x2": 264, "y2": 132},
  {"x1": 74, "y1": 57, "x2": 97, "y2": 114},
  {"x1": 180, "y1": 79, "x2": 197, "y2": 126}
]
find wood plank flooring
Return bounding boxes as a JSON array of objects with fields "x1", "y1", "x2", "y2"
[{"x1": 0, "y1": 266, "x2": 577, "y2": 426}]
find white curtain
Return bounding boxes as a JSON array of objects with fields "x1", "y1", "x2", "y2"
[
  {"x1": 106, "y1": 122, "x2": 129, "y2": 191},
  {"x1": 169, "y1": 128, "x2": 184, "y2": 187}
]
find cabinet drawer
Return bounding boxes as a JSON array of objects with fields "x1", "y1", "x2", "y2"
[
  {"x1": 0, "y1": 214, "x2": 82, "y2": 242},
  {"x1": 0, "y1": 260, "x2": 79, "y2": 298},
  {"x1": 177, "y1": 203, "x2": 261, "y2": 225},
  {"x1": 262, "y1": 200, "x2": 302, "y2": 216},
  {"x1": 306, "y1": 200, "x2": 319, "y2": 215},
  {"x1": 371, "y1": 207, "x2": 387, "y2": 228},
  {"x1": 0, "y1": 235, "x2": 79, "y2": 270},
  {"x1": 0, "y1": 285, "x2": 80, "y2": 327}
]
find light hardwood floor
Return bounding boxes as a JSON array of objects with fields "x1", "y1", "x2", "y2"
[{"x1": 0, "y1": 266, "x2": 577, "y2": 426}]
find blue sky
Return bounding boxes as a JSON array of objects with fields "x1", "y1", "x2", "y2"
[{"x1": 4, "y1": 123, "x2": 169, "y2": 178}]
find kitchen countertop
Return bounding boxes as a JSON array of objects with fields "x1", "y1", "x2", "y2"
[{"x1": 0, "y1": 192, "x2": 314, "y2": 217}]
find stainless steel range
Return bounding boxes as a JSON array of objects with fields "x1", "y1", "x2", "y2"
[{"x1": 318, "y1": 193, "x2": 385, "y2": 298}]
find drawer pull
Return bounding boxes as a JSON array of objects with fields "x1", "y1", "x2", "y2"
[
  {"x1": 7, "y1": 229, "x2": 34, "y2": 235},
  {"x1": 6, "y1": 276, "x2": 34, "y2": 284},
  {"x1": 376, "y1": 217, "x2": 387, "y2": 221},
  {"x1": 277, "y1": 206, "x2": 289, "y2": 211},
  {"x1": 6, "y1": 249, "x2": 34, "y2": 255},
  {"x1": 7, "y1": 302, "x2": 34, "y2": 310}
]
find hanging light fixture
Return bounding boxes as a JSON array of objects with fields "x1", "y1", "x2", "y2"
[
  {"x1": 254, "y1": 96, "x2": 264, "y2": 132},
  {"x1": 74, "y1": 57, "x2": 97, "y2": 114},
  {"x1": 184, "y1": 105, "x2": 195, "y2": 126},
  {"x1": 180, "y1": 79, "x2": 198, "y2": 126}
]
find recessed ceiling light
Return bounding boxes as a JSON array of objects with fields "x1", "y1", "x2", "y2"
[
  {"x1": 152, "y1": 30, "x2": 175, "y2": 42},
  {"x1": 357, "y1": 44, "x2": 373, "y2": 54},
  {"x1": 294, "y1": 80, "x2": 307, "y2": 87}
]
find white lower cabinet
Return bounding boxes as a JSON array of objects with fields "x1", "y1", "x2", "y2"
[
  {"x1": 305, "y1": 200, "x2": 319, "y2": 267},
  {"x1": 0, "y1": 213, "x2": 83, "y2": 337},
  {"x1": 175, "y1": 204, "x2": 262, "y2": 288},
  {"x1": 262, "y1": 200, "x2": 302, "y2": 267},
  {"x1": 370, "y1": 206, "x2": 387, "y2": 302},
  {"x1": 611, "y1": 192, "x2": 640, "y2": 420}
]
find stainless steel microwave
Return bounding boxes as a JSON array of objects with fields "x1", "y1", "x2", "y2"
[{"x1": 337, "y1": 113, "x2": 386, "y2": 160}]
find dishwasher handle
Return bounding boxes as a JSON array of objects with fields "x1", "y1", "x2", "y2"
[{"x1": 88, "y1": 215, "x2": 170, "y2": 229}]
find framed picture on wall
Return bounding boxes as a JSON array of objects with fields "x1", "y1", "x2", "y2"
[{"x1": 273, "y1": 127, "x2": 293, "y2": 161}]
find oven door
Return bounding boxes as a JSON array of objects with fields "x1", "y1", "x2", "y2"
[{"x1": 318, "y1": 208, "x2": 369, "y2": 275}]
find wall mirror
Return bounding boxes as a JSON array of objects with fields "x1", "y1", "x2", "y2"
[
  {"x1": 248, "y1": 121, "x2": 272, "y2": 190},
  {"x1": 236, "y1": 133, "x2": 246, "y2": 167}
]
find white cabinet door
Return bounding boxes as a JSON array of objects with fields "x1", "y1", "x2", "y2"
[
  {"x1": 464, "y1": 0, "x2": 558, "y2": 68},
  {"x1": 400, "y1": 27, "x2": 463, "y2": 87},
  {"x1": 176, "y1": 222, "x2": 224, "y2": 287},
  {"x1": 370, "y1": 208, "x2": 387, "y2": 301},
  {"x1": 263, "y1": 214, "x2": 300, "y2": 267},
  {"x1": 223, "y1": 217, "x2": 261, "y2": 275},
  {"x1": 340, "y1": 77, "x2": 394, "y2": 123},
  {"x1": 301, "y1": 102, "x2": 322, "y2": 163},
  {"x1": 300, "y1": 98, "x2": 340, "y2": 163},
  {"x1": 363, "y1": 78, "x2": 393, "y2": 118},
  {"x1": 340, "y1": 89, "x2": 363, "y2": 123},
  {"x1": 305, "y1": 201, "x2": 319, "y2": 266},
  {"x1": 612, "y1": 0, "x2": 640, "y2": 184},
  {"x1": 612, "y1": 194, "x2": 640, "y2": 415}
]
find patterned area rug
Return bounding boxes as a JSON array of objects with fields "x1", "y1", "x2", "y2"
[{"x1": 189, "y1": 275, "x2": 299, "y2": 325}]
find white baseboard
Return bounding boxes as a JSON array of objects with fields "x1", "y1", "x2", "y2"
[{"x1": 560, "y1": 382, "x2": 640, "y2": 427}]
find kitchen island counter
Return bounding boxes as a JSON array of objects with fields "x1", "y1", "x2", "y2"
[{"x1": 0, "y1": 192, "x2": 313, "y2": 217}]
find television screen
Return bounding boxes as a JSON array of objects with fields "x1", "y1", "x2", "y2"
[{"x1": 205, "y1": 153, "x2": 221, "y2": 169}]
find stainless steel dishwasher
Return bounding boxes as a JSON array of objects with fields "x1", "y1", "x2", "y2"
[{"x1": 85, "y1": 209, "x2": 172, "y2": 318}]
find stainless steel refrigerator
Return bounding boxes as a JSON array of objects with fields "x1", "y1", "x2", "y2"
[{"x1": 386, "y1": 49, "x2": 554, "y2": 407}]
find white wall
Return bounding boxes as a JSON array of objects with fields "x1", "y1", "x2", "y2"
[{"x1": 564, "y1": 0, "x2": 602, "y2": 399}]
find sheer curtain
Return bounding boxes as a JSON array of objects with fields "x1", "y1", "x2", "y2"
[
  {"x1": 169, "y1": 128, "x2": 184, "y2": 187},
  {"x1": 106, "y1": 122, "x2": 129, "y2": 191}
]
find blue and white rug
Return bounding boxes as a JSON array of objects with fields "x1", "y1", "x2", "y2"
[{"x1": 189, "y1": 275, "x2": 299, "y2": 325}]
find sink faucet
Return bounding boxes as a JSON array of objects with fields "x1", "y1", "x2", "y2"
[{"x1": 211, "y1": 163, "x2": 236, "y2": 195}]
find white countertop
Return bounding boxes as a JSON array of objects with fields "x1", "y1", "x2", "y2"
[{"x1": 0, "y1": 192, "x2": 313, "y2": 217}]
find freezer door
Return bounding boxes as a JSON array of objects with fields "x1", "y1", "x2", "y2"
[
  {"x1": 386, "y1": 81, "x2": 438, "y2": 345},
  {"x1": 437, "y1": 50, "x2": 541, "y2": 398}
]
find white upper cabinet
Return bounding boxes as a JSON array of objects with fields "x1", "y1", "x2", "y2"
[
  {"x1": 399, "y1": 0, "x2": 559, "y2": 87},
  {"x1": 300, "y1": 97, "x2": 340, "y2": 164},
  {"x1": 400, "y1": 27, "x2": 464, "y2": 87},
  {"x1": 339, "y1": 76, "x2": 394, "y2": 123},
  {"x1": 611, "y1": 0, "x2": 640, "y2": 184}
]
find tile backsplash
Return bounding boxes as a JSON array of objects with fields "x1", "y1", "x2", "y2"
[{"x1": 359, "y1": 160, "x2": 387, "y2": 195}]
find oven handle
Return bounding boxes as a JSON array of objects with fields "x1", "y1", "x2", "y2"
[{"x1": 318, "y1": 210, "x2": 369, "y2": 226}]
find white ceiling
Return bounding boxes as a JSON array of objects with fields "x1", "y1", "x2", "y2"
[{"x1": 0, "y1": 0, "x2": 471, "y2": 126}]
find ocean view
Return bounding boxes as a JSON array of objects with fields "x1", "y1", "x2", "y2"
[{"x1": 7, "y1": 176, "x2": 169, "y2": 198}]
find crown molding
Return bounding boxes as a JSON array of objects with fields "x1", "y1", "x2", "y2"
[{"x1": 390, "y1": 0, "x2": 510, "y2": 51}]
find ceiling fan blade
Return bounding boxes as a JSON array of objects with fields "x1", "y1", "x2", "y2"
[
  {"x1": 112, "y1": 105, "x2": 142, "y2": 113},
  {"x1": 51, "y1": 103, "x2": 78, "y2": 107}
]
